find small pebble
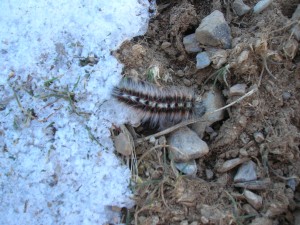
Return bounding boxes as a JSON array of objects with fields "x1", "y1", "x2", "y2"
[
  {"x1": 244, "y1": 190, "x2": 263, "y2": 210},
  {"x1": 239, "y1": 148, "x2": 248, "y2": 157},
  {"x1": 234, "y1": 160, "x2": 257, "y2": 182},
  {"x1": 229, "y1": 83, "x2": 247, "y2": 96},
  {"x1": 177, "y1": 70, "x2": 185, "y2": 77},
  {"x1": 253, "y1": 0, "x2": 273, "y2": 14},
  {"x1": 114, "y1": 133, "x2": 133, "y2": 156},
  {"x1": 168, "y1": 127, "x2": 209, "y2": 162},
  {"x1": 249, "y1": 217, "x2": 273, "y2": 225},
  {"x1": 196, "y1": 52, "x2": 211, "y2": 69},
  {"x1": 282, "y1": 91, "x2": 291, "y2": 101},
  {"x1": 174, "y1": 160, "x2": 197, "y2": 176},
  {"x1": 183, "y1": 78, "x2": 192, "y2": 86},
  {"x1": 161, "y1": 41, "x2": 171, "y2": 49},
  {"x1": 206, "y1": 169, "x2": 214, "y2": 179},
  {"x1": 183, "y1": 33, "x2": 202, "y2": 53},
  {"x1": 232, "y1": 0, "x2": 251, "y2": 16},
  {"x1": 253, "y1": 131, "x2": 264, "y2": 143},
  {"x1": 217, "y1": 157, "x2": 249, "y2": 173}
]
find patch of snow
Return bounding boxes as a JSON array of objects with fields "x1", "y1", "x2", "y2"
[{"x1": 0, "y1": 0, "x2": 151, "y2": 224}]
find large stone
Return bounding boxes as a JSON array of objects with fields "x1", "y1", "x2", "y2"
[
  {"x1": 195, "y1": 10, "x2": 232, "y2": 49},
  {"x1": 167, "y1": 126, "x2": 209, "y2": 162}
]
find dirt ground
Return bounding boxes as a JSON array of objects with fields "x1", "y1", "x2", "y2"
[{"x1": 114, "y1": 0, "x2": 300, "y2": 224}]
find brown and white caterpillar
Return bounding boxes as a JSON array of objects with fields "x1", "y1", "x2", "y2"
[{"x1": 112, "y1": 77, "x2": 206, "y2": 129}]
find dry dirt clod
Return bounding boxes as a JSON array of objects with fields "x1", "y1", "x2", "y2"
[
  {"x1": 167, "y1": 126, "x2": 209, "y2": 162},
  {"x1": 195, "y1": 10, "x2": 232, "y2": 49},
  {"x1": 244, "y1": 190, "x2": 263, "y2": 210},
  {"x1": 234, "y1": 160, "x2": 257, "y2": 182},
  {"x1": 217, "y1": 157, "x2": 249, "y2": 173}
]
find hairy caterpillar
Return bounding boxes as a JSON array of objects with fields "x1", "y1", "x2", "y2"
[{"x1": 112, "y1": 77, "x2": 206, "y2": 129}]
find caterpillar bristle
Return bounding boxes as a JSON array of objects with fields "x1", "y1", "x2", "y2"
[{"x1": 112, "y1": 77, "x2": 206, "y2": 129}]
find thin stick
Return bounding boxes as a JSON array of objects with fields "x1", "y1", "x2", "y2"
[{"x1": 136, "y1": 87, "x2": 258, "y2": 144}]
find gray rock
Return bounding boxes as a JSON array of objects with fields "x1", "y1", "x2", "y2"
[
  {"x1": 232, "y1": 0, "x2": 251, "y2": 16},
  {"x1": 229, "y1": 83, "x2": 247, "y2": 96},
  {"x1": 195, "y1": 10, "x2": 232, "y2": 49},
  {"x1": 217, "y1": 158, "x2": 249, "y2": 173},
  {"x1": 168, "y1": 126, "x2": 209, "y2": 162},
  {"x1": 253, "y1": 0, "x2": 273, "y2": 14},
  {"x1": 183, "y1": 33, "x2": 202, "y2": 53},
  {"x1": 234, "y1": 160, "x2": 257, "y2": 182},
  {"x1": 174, "y1": 160, "x2": 197, "y2": 176},
  {"x1": 196, "y1": 52, "x2": 211, "y2": 69},
  {"x1": 244, "y1": 190, "x2": 263, "y2": 210},
  {"x1": 190, "y1": 87, "x2": 225, "y2": 138}
]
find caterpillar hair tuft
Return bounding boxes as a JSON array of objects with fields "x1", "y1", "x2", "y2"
[{"x1": 112, "y1": 77, "x2": 206, "y2": 129}]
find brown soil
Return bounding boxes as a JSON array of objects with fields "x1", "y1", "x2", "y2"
[{"x1": 115, "y1": 0, "x2": 300, "y2": 224}]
